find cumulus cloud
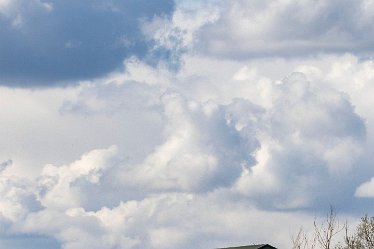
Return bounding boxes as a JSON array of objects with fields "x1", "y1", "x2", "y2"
[
  {"x1": 37, "y1": 146, "x2": 119, "y2": 210},
  {"x1": 14, "y1": 190, "x2": 316, "y2": 249},
  {"x1": 1, "y1": 53, "x2": 372, "y2": 248},
  {"x1": 119, "y1": 93, "x2": 260, "y2": 193},
  {"x1": 0, "y1": 0, "x2": 174, "y2": 86}
]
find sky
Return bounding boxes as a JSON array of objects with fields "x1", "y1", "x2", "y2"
[{"x1": 1, "y1": 0, "x2": 374, "y2": 248}]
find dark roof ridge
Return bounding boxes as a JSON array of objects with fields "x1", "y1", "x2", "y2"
[{"x1": 216, "y1": 244, "x2": 277, "y2": 249}]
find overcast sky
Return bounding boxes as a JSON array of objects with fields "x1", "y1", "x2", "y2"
[{"x1": 1, "y1": 0, "x2": 374, "y2": 248}]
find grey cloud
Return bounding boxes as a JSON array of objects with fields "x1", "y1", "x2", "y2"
[
  {"x1": 195, "y1": 0, "x2": 374, "y2": 59},
  {"x1": 0, "y1": 0, "x2": 174, "y2": 87},
  {"x1": 0, "y1": 160, "x2": 12, "y2": 171},
  {"x1": 234, "y1": 72, "x2": 366, "y2": 209},
  {"x1": 60, "y1": 81, "x2": 165, "y2": 116}
]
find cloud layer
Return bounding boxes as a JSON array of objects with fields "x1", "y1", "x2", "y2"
[{"x1": 195, "y1": 0, "x2": 374, "y2": 58}]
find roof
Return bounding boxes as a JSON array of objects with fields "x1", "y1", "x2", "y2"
[{"x1": 217, "y1": 244, "x2": 277, "y2": 249}]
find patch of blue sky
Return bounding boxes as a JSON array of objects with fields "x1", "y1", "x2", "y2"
[
  {"x1": 0, "y1": 0, "x2": 174, "y2": 87},
  {"x1": 0, "y1": 234, "x2": 61, "y2": 249}
]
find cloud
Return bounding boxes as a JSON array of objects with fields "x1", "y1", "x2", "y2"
[
  {"x1": 37, "y1": 146, "x2": 119, "y2": 210},
  {"x1": 14, "y1": 187, "x2": 316, "y2": 249},
  {"x1": 140, "y1": 1, "x2": 219, "y2": 69},
  {"x1": 5, "y1": 0, "x2": 372, "y2": 87},
  {"x1": 2, "y1": 19, "x2": 374, "y2": 246},
  {"x1": 193, "y1": 0, "x2": 374, "y2": 59},
  {"x1": 0, "y1": 172, "x2": 41, "y2": 226},
  {"x1": 0, "y1": 160, "x2": 12, "y2": 171},
  {"x1": 119, "y1": 93, "x2": 261, "y2": 193},
  {"x1": 0, "y1": 0, "x2": 174, "y2": 86},
  {"x1": 2, "y1": 0, "x2": 374, "y2": 248},
  {"x1": 226, "y1": 72, "x2": 364, "y2": 209},
  {"x1": 0, "y1": 53, "x2": 371, "y2": 248},
  {"x1": 355, "y1": 178, "x2": 374, "y2": 197}
]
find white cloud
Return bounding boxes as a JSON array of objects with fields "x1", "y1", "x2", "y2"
[
  {"x1": 118, "y1": 93, "x2": 260, "y2": 193},
  {"x1": 355, "y1": 178, "x2": 374, "y2": 197},
  {"x1": 0, "y1": 52, "x2": 370, "y2": 248},
  {"x1": 0, "y1": 49, "x2": 372, "y2": 248},
  {"x1": 0, "y1": 0, "x2": 52, "y2": 28},
  {"x1": 15, "y1": 190, "x2": 319, "y2": 249},
  {"x1": 37, "y1": 146, "x2": 119, "y2": 210},
  {"x1": 140, "y1": 1, "x2": 219, "y2": 68},
  {"x1": 0, "y1": 173, "x2": 39, "y2": 223}
]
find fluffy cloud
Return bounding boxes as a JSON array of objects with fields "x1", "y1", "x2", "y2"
[
  {"x1": 1, "y1": 53, "x2": 372, "y2": 248},
  {"x1": 14, "y1": 190, "x2": 316, "y2": 249},
  {"x1": 356, "y1": 178, "x2": 374, "y2": 197},
  {"x1": 0, "y1": 0, "x2": 174, "y2": 86},
  {"x1": 37, "y1": 146, "x2": 119, "y2": 210},
  {"x1": 118, "y1": 93, "x2": 260, "y2": 193}
]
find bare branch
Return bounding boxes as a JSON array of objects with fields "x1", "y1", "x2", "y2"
[{"x1": 314, "y1": 206, "x2": 344, "y2": 249}]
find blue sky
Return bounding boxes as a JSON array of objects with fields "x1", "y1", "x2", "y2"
[
  {"x1": 0, "y1": 0, "x2": 174, "y2": 86},
  {"x1": 1, "y1": 0, "x2": 374, "y2": 248}
]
